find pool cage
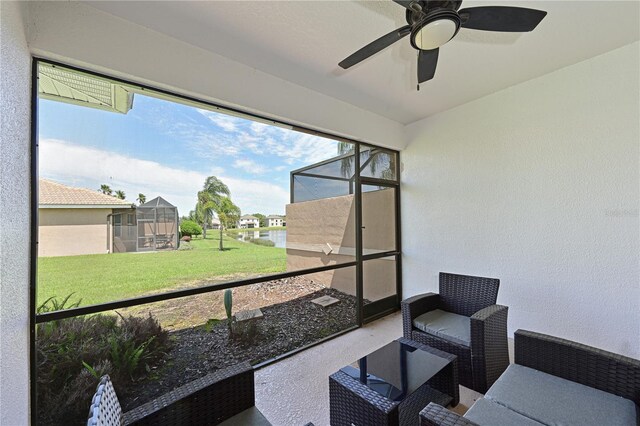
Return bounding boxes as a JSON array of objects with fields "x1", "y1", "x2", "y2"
[
  {"x1": 111, "y1": 197, "x2": 179, "y2": 253},
  {"x1": 135, "y1": 197, "x2": 179, "y2": 251},
  {"x1": 290, "y1": 145, "x2": 397, "y2": 203}
]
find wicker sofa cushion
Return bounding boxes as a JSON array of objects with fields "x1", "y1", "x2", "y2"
[
  {"x1": 485, "y1": 364, "x2": 638, "y2": 426},
  {"x1": 413, "y1": 309, "x2": 470, "y2": 346},
  {"x1": 464, "y1": 398, "x2": 543, "y2": 425},
  {"x1": 219, "y1": 406, "x2": 271, "y2": 426}
]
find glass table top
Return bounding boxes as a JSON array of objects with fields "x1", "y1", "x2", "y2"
[{"x1": 340, "y1": 340, "x2": 451, "y2": 402}]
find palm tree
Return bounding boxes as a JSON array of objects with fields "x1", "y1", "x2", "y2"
[
  {"x1": 100, "y1": 184, "x2": 112, "y2": 195},
  {"x1": 195, "y1": 176, "x2": 231, "y2": 240},
  {"x1": 337, "y1": 142, "x2": 396, "y2": 183},
  {"x1": 214, "y1": 197, "x2": 241, "y2": 251},
  {"x1": 136, "y1": 193, "x2": 146, "y2": 205},
  {"x1": 115, "y1": 190, "x2": 126, "y2": 200}
]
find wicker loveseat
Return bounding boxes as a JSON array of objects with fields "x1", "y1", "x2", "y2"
[
  {"x1": 401, "y1": 272, "x2": 509, "y2": 393},
  {"x1": 87, "y1": 362, "x2": 270, "y2": 425},
  {"x1": 421, "y1": 330, "x2": 640, "y2": 426}
]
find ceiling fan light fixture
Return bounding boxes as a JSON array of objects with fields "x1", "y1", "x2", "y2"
[{"x1": 410, "y1": 9, "x2": 461, "y2": 51}]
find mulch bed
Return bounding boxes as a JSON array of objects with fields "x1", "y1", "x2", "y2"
[{"x1": 120, "y1": 287, "x2": 358, "y2": 410}]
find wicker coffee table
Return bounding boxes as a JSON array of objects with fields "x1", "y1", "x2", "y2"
[{"x1": 329, "y1": 337, "x2": 459, "y2": 426}]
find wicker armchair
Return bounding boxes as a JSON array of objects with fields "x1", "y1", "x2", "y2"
[
  {"x1": 401, "y1": 272, "x2": 509, "y2": 393},
  {"x1": 87, "y1": 362, "x2": 269, "y2": 425}
]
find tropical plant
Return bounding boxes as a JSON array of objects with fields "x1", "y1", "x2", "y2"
[
  {"x1": 136, "y1": 193, "x2": 146, "y2": 205},
  {"x1": 36, "y1": 295, "x2": 169, "y2": 425},
  {"x1": 114, "y1": 190, "x2": 126, "y2": 200},
  {"x1": 223, "y1": 289, "x2": 233, "y2": 329},
  {"x1": 337, "y1": 142, "x2": 396, "y2": 181},
  {"x1": 179, "y1": 220, "x2": 202, "y2": 238},
  {"x1": 194, "y1": 176, "x2": 231, "y2": 239},
  {"x1": 337, "y1": 142, "x2": 355, "y2": 179},
  {"x1": 99, "y1": 184, "x2": 113, "y2": 195},
  {"x1": 214, "y1": 197, "x2": 241, "y2": 251}
]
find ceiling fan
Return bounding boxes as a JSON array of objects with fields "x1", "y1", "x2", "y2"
[{"x1": 339, "y1": 0, "x2": 547, "y2": 88}]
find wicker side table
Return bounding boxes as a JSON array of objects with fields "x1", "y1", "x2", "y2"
[{"x1": 329, "y1": 338, "x2": 458, "y2": 426}]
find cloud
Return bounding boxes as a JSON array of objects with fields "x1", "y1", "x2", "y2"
[
  {"x1": 233, "y1": 158, "x2": 268, "y2": 175},
  {"x1": 39, "y1": 139, "x2": 289, "y2": 215},
  {"x1": 170, "y1": 106, "x2": 343, "y2": 167},
  {"x1": 196, "y1": 109, "x2": 243, "y2": 132}
]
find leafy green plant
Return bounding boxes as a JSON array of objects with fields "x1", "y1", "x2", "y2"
[
  {"x1": 180, "y1": 220, "x2": 202, "y2": 238},
  {"x1": 109, "y1": 335, "x2": 155, "y2": 378},
  {"x1": 37, "y1": 293, "x2": 82, "y2": 313},
  {"x1": 36, "y1": 295, "x2": 170, "y2": 425}
]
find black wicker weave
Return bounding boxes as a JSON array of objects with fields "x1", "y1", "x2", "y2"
[
  {"x1": 88, "y1": 362, "x2": 258, "y2": 425},
  {"x1": 514, "y1": 329, "x2": 640, "y2": 405},
  {"x1": 419, "y1": 329, "x2": 640, "y2": 425},
  {"x1": 401, "y1": 272, "x2": 508, "y2": 393},
  {"x1": 419, "y1": 403, "x2": 478, "y2": 426},
  {"x1": 329, "y1": 337, "x2": 459, "y2": 426}
]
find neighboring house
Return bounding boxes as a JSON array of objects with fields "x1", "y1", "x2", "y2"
[
  {"x1": 38, "y1": 179, "x2": 133, "y2": 257},
  {"x1": 266, "y1": 215, "x2": 284, "y2": 227},
  {"x1": 238, "y1": 215, "x2": 260, "y2": 229},
  {"x1": 210, "y1": 218, "x2": 221, "y2": 230}
]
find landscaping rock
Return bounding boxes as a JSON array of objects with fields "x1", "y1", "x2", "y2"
[{"x1": 119, "y1": 281, "x2": 359, "y2": 411}]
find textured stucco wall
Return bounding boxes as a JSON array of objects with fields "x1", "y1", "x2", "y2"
[
  {"x1": 38, "y1": 208, "x2": 112, "y2": 257},
  {"x1": 402, "y1": 42, "x2": 640, "y2": 358},
  {"x1": 0, "y1": 1, "x2": 31, "y2": 423},
  {"x1": 286, "y1": 189, "x2": 396, "y2": 301}
]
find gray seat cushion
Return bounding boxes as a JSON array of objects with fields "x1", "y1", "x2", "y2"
[
  {"x1": 413, "y1": 309, "x2": 470, "y2": 346},
  {"x1": 464, "y1": 398, "x2": 544, "y2": 425},
  {"x1": 485, "y1": 364, "x2": 638, "y2": 426},
  {"x1": 219, "y1": 406, "x2": 271, "y2": 426}
]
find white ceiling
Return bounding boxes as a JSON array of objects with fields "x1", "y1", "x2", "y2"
[{"x1": 87, "y1": 1, "x2": 639, "y2": 124}]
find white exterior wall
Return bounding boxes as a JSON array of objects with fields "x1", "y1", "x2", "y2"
[
  {"x1": 402, "y1": 42, "x2": 640, "y2": 358},
  {"x1": 267, "y1": 218, "x2": 283, "y2": 227},
  {"x1": 238, "y1": 218, "x2": 260, "y2": 228},
  {"x1": 0, "y1": 1, "x2": 31, "y2": 423}
]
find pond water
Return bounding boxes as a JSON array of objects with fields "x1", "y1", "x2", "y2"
[{"x1": 236, "y1": 230, "x2": 287, "y2": 248}]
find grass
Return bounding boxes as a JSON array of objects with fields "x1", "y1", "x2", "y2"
[{"x1": 37, "y1": 234, "x2": 286, "y2": 308}]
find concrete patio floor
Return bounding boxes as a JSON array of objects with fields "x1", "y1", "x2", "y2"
[{"x1": 255, "y1": 311, "x2": 509, "y2": 426}]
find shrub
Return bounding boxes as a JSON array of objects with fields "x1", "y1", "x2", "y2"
[
  {"x1": 250, "y1": 238, "x2": 275, "y2": 247},
  {"x1": 180, "y1": 220, "x2": 202, "y2": 238},
  {"x1": 36, "y1": 296, "x2": 170, "y2": 425}
]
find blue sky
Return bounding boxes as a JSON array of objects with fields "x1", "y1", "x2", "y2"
[{"x1": 38, "y1": 94, "x2": 346, "y2": 216}]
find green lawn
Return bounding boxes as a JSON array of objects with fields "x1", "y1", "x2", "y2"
[{"x1": 37, "y1": 234, "x2": 286, "y2": 308}]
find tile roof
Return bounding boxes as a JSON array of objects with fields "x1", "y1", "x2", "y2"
[{"x1": 39, "y1": 179, "x2": 133, "y2": 206}]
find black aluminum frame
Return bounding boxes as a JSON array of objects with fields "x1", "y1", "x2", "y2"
[
  {"x1": 290, "y1": 143, "x2": 402, "y2": 323},
  {"x1": 29, "y1": 57, "x2": 402, "y2": 424}
]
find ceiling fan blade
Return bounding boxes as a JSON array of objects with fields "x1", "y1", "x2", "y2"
[
  {"x1": 459, "y1": 6, "x2": 547, "y2": 32},
  {"x1": 393, "y1": 0, "x2": 414, "y2": 9},
  {"x1": 339, "y1": 25, "x2": 411, "y2": 69},
  {"x1": 418, "y1": 48, "x2": 439, "y2": 83}
]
